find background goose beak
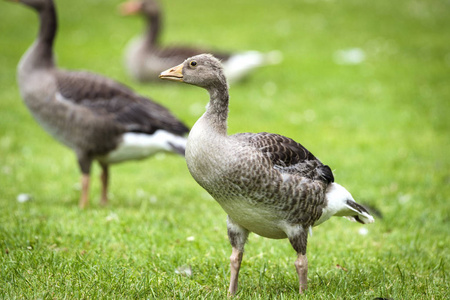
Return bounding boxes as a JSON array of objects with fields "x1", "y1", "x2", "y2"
[{"x1": 159, "y1": 64, "x2": 184, "y2": 82}]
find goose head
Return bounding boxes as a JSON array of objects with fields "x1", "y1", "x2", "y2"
[
  {"x1": 7, "y1": 0, "x2": 51, "y2": 11},
  {"x1": 159, "y1": 54, "x2": 228, "y2": 89},
  {"x1": 120, "y1": 0, "x2": 159, "y2": 17}
]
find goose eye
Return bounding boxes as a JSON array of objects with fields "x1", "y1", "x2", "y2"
[{"x1": 190, "y1": 61, "x2": 197, "y2": 67}]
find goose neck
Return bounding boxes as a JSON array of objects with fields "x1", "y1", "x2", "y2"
[
  {"x1": 24, "y1": 1, "x2": 57, "y2": 70},
  {"x1": 39, "y1": 2, "x2": 57, "y2": 46},
  {"x1": 144, "y1": 12, "x2": 161, "y2": 48},
  {"x1": 204, "y1": 85, "x2": 230, "y2": 135}
]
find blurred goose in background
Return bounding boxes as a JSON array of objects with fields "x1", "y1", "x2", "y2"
[
  {"x1": 160, "y1": 54, "x2": 374, "y2": 295},
  {"x1": 9, "y1": 0, "x2": 189, "y2": 208},
  {"x1": 120, "y1": 0, "x2": 282, "y2": 83}
]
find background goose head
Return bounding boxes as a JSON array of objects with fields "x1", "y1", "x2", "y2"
[
  {"x1": 159, "y1": 54, "x2": 227, "y2": 90},
  {"x1": 120, "y1": 0, "x2": 159, "y2": 18}
]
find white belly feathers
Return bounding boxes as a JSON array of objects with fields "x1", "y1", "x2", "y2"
[{"x1": 220, "y1": 197, "x2": 288, "y2": 239}]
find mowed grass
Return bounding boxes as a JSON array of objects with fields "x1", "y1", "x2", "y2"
[{"x1": 0, "y1": 0, "x2": 449, "y2": 298}]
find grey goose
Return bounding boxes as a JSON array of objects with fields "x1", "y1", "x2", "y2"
[
  {"x1": 10, "y1": 0, "x2": 189, "y2": 208},
  {"x1": 120, "y1": 0, "x2": 282, "y2": 83},
  {"x1": 160, "y1": 54, "x2": 374, "y2": 295}
]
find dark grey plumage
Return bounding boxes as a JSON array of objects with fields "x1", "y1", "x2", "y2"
[
  {"x1": 11, "y1": 0, "x2": 188, "y2": 208},
  {"x1": 160, "y1": 54, "x2": 374, "y2": 295},
  {"x1": 55, "y1": 71, "x2": 188, "y2": 135},
  {"x1": 234, "y1": 132, "x2": 334, "y2": 183}
]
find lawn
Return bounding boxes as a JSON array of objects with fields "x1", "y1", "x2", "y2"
[{"x1": 0, "y1": 0, "x2": 449, "y2": 298}]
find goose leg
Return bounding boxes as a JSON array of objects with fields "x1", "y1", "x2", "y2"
[
  {"x1": 77, "y1": 154, "x2": 92, "y2": 209},
  {"x1": 288, "y1": 226, "x2": 309, "y2": 293},
  {"x1": 229, "y1": 246, "x2": 243, "y2": 296},
  {"x1": 295, "y1": 253, "x2": 308, "y2": 293},
  {"x1": 227, "y1": 216, "x2": 249, "y2": 296},
  {"x1": 79, "y1": 173, "x2": 90, "y2": 209},
  {"x1": 100, "y1": 163, "x2": 109, "y2": 206}
]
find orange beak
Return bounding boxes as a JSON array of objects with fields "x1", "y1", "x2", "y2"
[{"x1": 159, "y1": 63, "x2": 184, "y2": 82}]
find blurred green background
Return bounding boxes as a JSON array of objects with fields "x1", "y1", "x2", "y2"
[{"x1": 0, "y1": 0, "x2": 449, "y2": 298}]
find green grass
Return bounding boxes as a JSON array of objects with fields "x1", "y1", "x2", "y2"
[{"x1": 1, "y1": 0, "x2": 449, "y2": 298}]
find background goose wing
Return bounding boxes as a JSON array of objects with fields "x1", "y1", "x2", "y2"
[
  {"x1": 234, "y1": 132, "x2": 334, "y2": 183},
  {"x1": 55, "y1": 70, "x2": 189, "y2": 135}
]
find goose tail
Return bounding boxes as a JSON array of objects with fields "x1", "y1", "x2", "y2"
[
  {"x1": 316, "y1": 183, "x2": 374, "y2": 226},
  {"x1": 223, "y1": 50, "x2": 283, "y2": 83},
  {"x1": 103, "y1": 130, "x2": 187, "y2": 163},
  {"x1": 168, "y1": 140, "x2": 186, "y2": 156},
  {"x1": 162, "y1": 131, "x2": 187, "y2": 156},
  {"x1": 343, "y1": 199, "x2": 375, "y2": 224}
]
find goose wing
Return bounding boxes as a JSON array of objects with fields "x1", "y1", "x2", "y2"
[
  {"x1": 234, "y1": 132, "x2": 334, "y2": 184},
  {"x1": 55, "y1": 70, "x2": 189, "y2": 135}
]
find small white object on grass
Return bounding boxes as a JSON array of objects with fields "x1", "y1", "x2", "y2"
[
  {"x1": 334, "y1": 48, "x2": 366, "y2": 65},
  {"x1": 17, "y1": 193, "x2": 32, "y2": 203},
  {"x1": 105, "y1": 212, "x2": 119, "y2": 222},
  {"x1": 398, "y1": 193, "x2": 411, "y2": 204},
  {"x1": 359, "y1": 227, "x2": 369, "y2": 236},
  {"x1": 186, "y1": 236, "x2": 195, "y2": 242},
  {"x1": 175, "y1": 265, "x2": 192, "y2": 277},
  {"x1": 149, "y1": 195, "x2": 157, "y2": 203}
]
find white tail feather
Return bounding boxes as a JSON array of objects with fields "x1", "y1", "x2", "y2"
[
  {"x1": 343, "y1": 203, "x2": 374, "y2": 224},
  {"x1": 314, "y1": 183, "x2": 374, "y2": 226},
  {"x1": 101, "y1": 130, "x2": 186, "y2": 164},
  {"x1": 223, "y1": 50, "x2": 283, "y2": 83}
]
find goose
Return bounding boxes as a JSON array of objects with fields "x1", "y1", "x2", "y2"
[
  {"x1": 9, "y1": 0, "x2": 189, "y2": 208},
  {"x1": 120, "y1": 0, "x2": 282, "y2": 83},
  {"x1": 160, "y1": 54, "x2": 374, "y2": 295}
]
